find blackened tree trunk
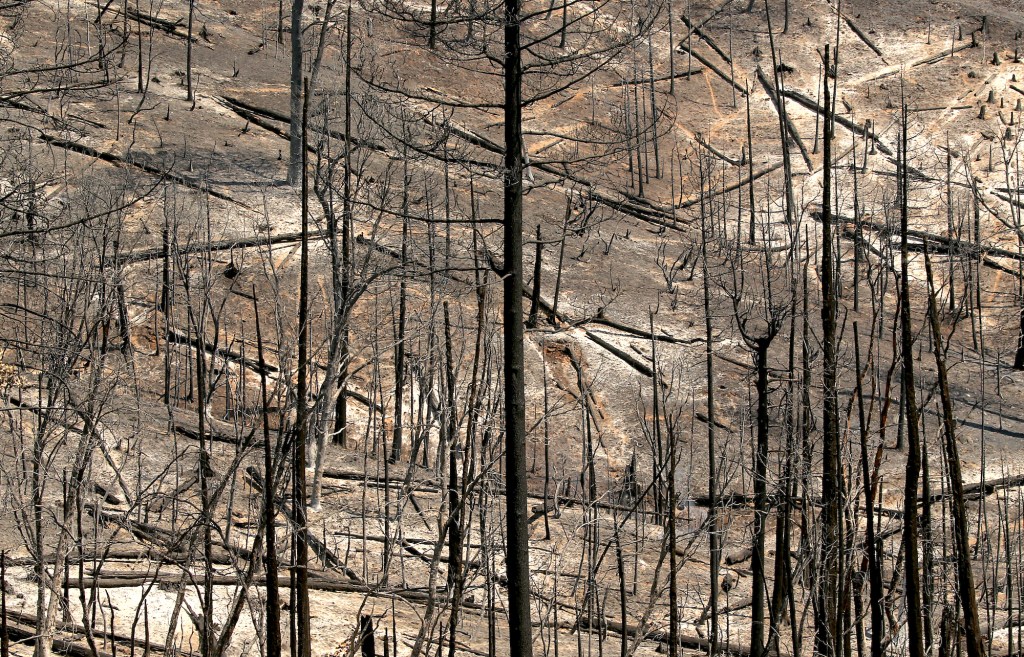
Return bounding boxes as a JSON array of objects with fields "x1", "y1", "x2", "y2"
[
  {"x1": 923, "y1": 245, "x2": 984, "y2": 657},
  {"x1": 444, "y1": 302, "x2": 463, "y2": 657},
  {"x1": 1014, "y1": 307, "x2": 1024, "y2": 369},
  {"x1": 391, "y1": 162, "x2": 409, "y2": 461},
  {"x1": 528, "y1": 224, "x2": 542, "y2": 328},
  {"x1": 853, "y1": 322, "x2": 884, "y2": 657},
  {"x1": 816, "y1": 43, "x2": 843, "y2": 657},
  {"x1": 1, "y1": 552, "x2": 7, "y2": 657},
  {"x1": 293, "y1": 77, "x2": 312, "y2": 657},
  {"x1": 287, "y1": 0, "x2": 304, "y2": 185},
  {"x1": 253, "y1": 295, "x2": 281, "y2": 657},
  {"x1": 700, "y1": 170, "x2": 720, "y2": 656},
  {"x1": 651, "y1": 311, "x2": 678, "y2": 657},
  {"x1": 750, "y1": 337, "x2": 770, "y2": 657},
  {"x1": 898, "y1": 103, "x2": 926, "y2": 657},
  {"x1": 428, "y1": 0, "x2": 437, "y2": 48},
  {"x1": 360, "y1": 616, "x2": 375, "y2": 657},
  {"x1": 186, "y1": 0, "x2": 195, "y2": 101},
  {"x1": 332, "y1": 3, "x2": 353, "y2": 447},
  {"x1": 196, "y1": 318, "x2": 213, "y2": 657},
  {"x1": 502, "y1": 0, "x2": 533, "y2": 652}
]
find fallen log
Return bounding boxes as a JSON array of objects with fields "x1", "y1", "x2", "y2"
[
  {"x1": 832, "y1": 9, "x2": 885, "y2": 59},
  {"x1": 694, "y1": 132, "x2": 742, "y2": 166},
  {"x1": 124, "y1": 6, "x2": 193, "y2": 41},
  {"x1": 698, "y1": 594, "x2": 753, "y2": 623},
  {"x1": 583, "y1": 329, "x2": 654, "y2": 378},
  {"x1": 68, "y1": 571, "x2": 445, "y2": 604},
  {"x1": 912, "y1": 40, "x2": 976, "y2": 67},
  {"x1": 123, "y1": 230, "x2": 304, "y2": 264},
  {"x1": 756, "y1": 66, "x2": 814, "y2": 172},
  {"x1": 676, "y1": 41, "x2": 746, "y2": 96},
  {"x1": 38, "y1": 134, "x2": 241, "y2": 205},
  {"x1": 4, "y1": 608, "x2": 189, "y2": 657},
  {"x1": 610, "y1": 69, "x2": 704, "y2": 87},
  {"x1": 3, "y1": 615, "x2": 114, "y2": 657},
  {"x1": 569, "y1": 614, "x2": 787, "y2": 657},
  {"x1": 166, "y1": 329, "x2": 277, "y2": 375},
  {"x1": 85, "y1": 504, "x2": 245, "y2": 565},
  {"x1": 320, "y1": 468, "x2": 440, "y2": 494},
  {"x1": 677, "y1": 161, "x2": 785, "y2": 209},
  {"x1": 173, "y1": 424, "x2": 261, "y2": 448},
  {"x1": 779, "y1": 88, "x2": 893, "y2": 156},
  {"x1": 679, "y1": 14, "x2": 731, "y2": 63},
  {"x1": 244, "y1": 467, "x2": 363, "y2": 583}
]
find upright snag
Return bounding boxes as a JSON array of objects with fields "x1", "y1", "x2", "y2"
[
  {"x1": 186, "y1": 0, "x2": 195, "y2": 101},
  {"x1": 528, "y1": 225, "x2": 543, "y2": 328},
  {"x1": 288, "y1": 0, "x2": 305, "y2": 185},
  {"x1": 253, "y1": 290, "x2": 281, "y2": 657},
  {"x1": 923, "y1": 243, "x2": 985, "y2": 657},
  {"x1": 293, "y1": 77, "x2": 312, "y2": 657},
  {"x1": 816, "y1": 42, "x2": 844, "y2": 657},
  {"x1": 898, "y1": 101, "x2": 927, "y2": 657},
  {"x1": 699, "y1": 152, "x2": 720, "y2": 656},
  {"x1": 502, "y1": 0, "x2": 534, "y2": 650}
]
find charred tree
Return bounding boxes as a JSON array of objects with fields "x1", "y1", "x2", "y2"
[
  {"x1": 287, "y1": 0, "x2": 305, "y2": 185},
  {"x1": 923, "y1": 244, "x2": 985, "y2": 657},
  {"x1": 898, "y1": 102, "x2": 926, "y2": 657},
  {"x1": 816, "y1": 43, "x2": 844, "y2": 657},
  {"x1": 502, "y1": 0, "x2": 534, "y2": 652}
]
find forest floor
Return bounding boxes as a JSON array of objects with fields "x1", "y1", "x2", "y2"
[{"x1": 3, "y1": 0, "x2": 1024, "y2": 655}]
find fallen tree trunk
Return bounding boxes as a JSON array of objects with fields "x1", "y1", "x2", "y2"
[
  {"x1": 4, "y1": 608, "x2": 190, "y2": 657},
  {"x1": 39, "y1": 134, "x2": 241, "y2": 205},
  {"x1": 779, "y1": 88, "x2": 893, "y2": 155},
  {"x1": 3, "y1": 615, "x2": 114, "y2": 657},
  {"x1": 244, "y1": 467, "x2": 363, "y2": 582},
  {"x1": 756, "y1": 66, "x2": 813, "y2": 171},
  {"x1": 676, "y1": 41, "x2": 746, "y2": 96}
]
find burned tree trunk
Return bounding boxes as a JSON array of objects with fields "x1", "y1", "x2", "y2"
[
  {"x1": 853, "y1": 322, "x2": 884, "y2": 657},
  {"x1": 898, "y1": 103, "x2": 926, "y2": 657},
  {"x1": 287, "y1": 0, "x2": 305, "y2": 185},
  {"x1": 253, "y1": 295, "x2": 281, "y2": 657},
  {"x1": 502, "y1": 0, "x2": 534, "y2": 652},
  {"x1": 923, "y1": 244, "x2": 984, "y2": 657},
  {"x1": 528, "y1": 225, "x2": 543, "y2": 328},
  {"x1": 816, "y1": 43, "x2": 843, "y2": 657}
]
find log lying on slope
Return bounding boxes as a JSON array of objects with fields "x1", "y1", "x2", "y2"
[
  {"x1": 569, "y1": 614, "x2": 789, "y2": 657},
  {"x1": 825, "y1": 211, "x2": 1024, "y2": 278},
  {"x1": 677, "y1": 161, "x2": 785, "y2": 209},
  {"x1": 219, "y1": 95, "x2": 388, "y2": 155},
  {"x1": 779, "y1": 88, "x2": 893, "y2": 155},
  {"x1": 610, "y1": 69, "x2": 705, "y2": 87},
  {"x1": 582, "y1": 329, "x2": 654, "y2": 377},
  {"x1": 426, "y1": 115, "x2": 684, "y2": 228},
  {"x1": 679, "y1": 14, "x2": 731, "y2": 63},
  {"x1": 4, "y1": 608, "x2": 190, "y2": 657},
  {"x1": 85, "y1": 504, "x2": 245, "y2": 564},
  {"x1": 64, "y1": 572, "x2": 438, "y2": 601},
  {"x1": 829, "y1": 7, "x2": 885, "y2": 60},
  {"x1": 2, "y1": 615, "x2": 114, "y2": 657},
  {"x1": 166, "y1": 328, "x2": 277, "y2": 375},
  {"x1": 676, "y1": 41, "x2": 747, "y2": 96},
  {"x1": 694, "y1": 132, "x2": 742, "y2": 166},
  {"x1": 756, "y1": 66, "x2": 813, "y2": 172},
  {"x1": 124, "y1": 5, "x2": 195, "y2": 41},
  {"x1": 174, "y1": 424, "x2": 262, "y2": 448},
  {"x1": 38, "y1": 134, "x2": 242, "y2": 205},
  {"x1": 244, "y1": 466, "x2": 363, "y2": 583},
  {"x1": 122, "y1": 229, "x2": 304, "y2": 264},
  {"x1": 912, "y1": 39, "x2": 976, "y2": 68}
]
